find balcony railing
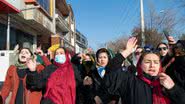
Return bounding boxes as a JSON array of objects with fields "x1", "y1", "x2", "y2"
[{"x1": 55, "y1": 9, "x2": 69, "y2": 32}]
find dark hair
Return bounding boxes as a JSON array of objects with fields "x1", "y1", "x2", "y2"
[
  {"x1": 156, "y1": 42, "x2": 169, "y2": 49},
  {"x1": 173, "y1": 40, "x2": 185, "y2": 55},
  {"x1": 54, "y1": 47, "x2": 67, "y2": 56},
  {"x1": 85, "y1": 53, "x2": 95, "y2": 62},
  {"x1": 96, "y1": 48, "x2": 111, "y2": 62},
  {"x1": 176, "y1": 40, "x2": 185, "y2": 50}
]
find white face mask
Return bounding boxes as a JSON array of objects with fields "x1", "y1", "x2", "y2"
[{"x1": 55, "y1": 54, "x2": 66, "y2": 64}]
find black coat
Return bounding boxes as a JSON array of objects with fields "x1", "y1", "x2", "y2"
[
  {"x1": 166, "y1": 56, "x2": 185, "y2": 89},
  {"x1": 82, "y1": 68, "x2": 103, "y2": 104},
  {"x1": 98, "y1": 53, "x2": 185, "y2": 104},
  {"x1": 82, "y1": 67, "x2": 119, "y2": 104}
]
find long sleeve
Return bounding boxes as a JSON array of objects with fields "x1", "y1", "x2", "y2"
[
  {"x1": 26, "y1": 64, "x2": 57, "y2": 91},
  {"x1": 106, "y1": 53, "x2": 126, "y2": 71},
  {"x1": 41, "y1": 55, "x2": 52, "y2": 66},
  {"x1": 0, "y1": 65, "x2": 15, "y2": 102},
  {"x1": 72, "y1": 64, "x2": 83, "y2": 87},
  {"x1": 161, "y1": 54, "x2": 173, "y2": 67},
  {"x1": 98, "y1": 68, "x2": 129, "y2": 103},
  {"x1": 71, "y1": 54, "x2": 81, "y2": 65},
  {"x1": 166, "y1": 85, "x2": 185, "y2": 104}
]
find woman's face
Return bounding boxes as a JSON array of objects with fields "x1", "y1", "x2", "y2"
[
  {"x1": 158, "y1": 44, "x2": 168, "y2": 56},
  {"x1": 55, "y1": 48, "x2": 65, "y2": 56},
  {"x1": 98, "y1": 52, "x2": 109, "y2": 67},
  {"x1": 18, "y1": 49, "x2": 32, "y2": 63},
  {"x1": 141, "y1": 53, "x2": 160, "y2": 76},
  {"x1": 84, "y1": 55, "x2": 91, "y2": 61}
]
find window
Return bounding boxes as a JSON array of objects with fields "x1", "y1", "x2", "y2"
[
  {"x1": 76, "y1": 35, "x2": 80, "y2": 41},
  {"x1": 37, "y1": 0, "x2": 50, "y2": 13},
  {"x1": 0, "y1": 24, "x2": 6, "y2": 50},
  {"x1": 82, "y1": 38, "x2": 85, "y2": 44},
  {"x1": 0, "y1": 23, "x2": 34, "y2": 50}
]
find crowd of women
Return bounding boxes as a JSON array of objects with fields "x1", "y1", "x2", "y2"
[{"x1": 0, "y1": 35, "x2": 185, "y2": 104}]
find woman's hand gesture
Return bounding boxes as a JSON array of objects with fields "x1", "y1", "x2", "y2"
[
  {"x1": 35, "y1": 45, "x2": 44, "y2": 56},
  {"x1": 121, "y1": 37, "x2": 138, "y2": 58},
  {"x1": 26, "y1": 57, "x2": 37, "y2": 72},
  {"x1": 159, "y1": 73, "x2": 175, "y2": 90}
]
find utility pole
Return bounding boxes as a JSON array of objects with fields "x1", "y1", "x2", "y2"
[
  {"x1": 6, "y1": 14, "x2": 10, "y2": 50},
  {"x1": 53, "y1": 0, "x2": 56, "y2": 34},
  {"x1": 140, "y1": 0, "x2": 145, "y2": 47}
]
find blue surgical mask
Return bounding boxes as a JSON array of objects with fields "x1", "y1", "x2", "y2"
[{"x1": 55, "y1": 54, "x2": 66, "y2": 64}]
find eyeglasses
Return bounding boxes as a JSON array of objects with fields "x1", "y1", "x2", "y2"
[{"x1": 157, "y1": 47, "x2": 167, "y2": 51}]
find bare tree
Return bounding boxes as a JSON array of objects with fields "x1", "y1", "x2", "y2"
[
  {"x1": 131, "y1": 2, "x2": 177, "y2": 47},
  {"x1": 145, "y1": 5, "x2": 176, "y2": 33},
  {"x1": 100, "y1": 36, "x2": 128, "y2": 53},
  {"x1": 132, "y1": 27, "x2": 163, "y2": 48},
  {"x1": 179, "y1": 33, "x2": 185, "y2": 40}
]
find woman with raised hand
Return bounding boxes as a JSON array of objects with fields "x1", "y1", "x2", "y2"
[
  {"x1": 96, "y1": 37, "x2": 185, "y2": 104},
  {"x1": 82, "y1": 48, "x2": 120, "y2": 104},
  {"x1": 26, "y1": 47, "x2": 76, "y2": 104},
  {"x1": 0, "y1": 48, "x2": 44, "y2": 104}
]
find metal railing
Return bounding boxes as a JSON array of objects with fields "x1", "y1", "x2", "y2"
[{"x1": 55, "y1": 9, "x2": 69, "y2": 28}]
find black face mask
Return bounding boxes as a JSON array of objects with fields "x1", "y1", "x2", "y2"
[
  {"x1": 85, "y1": 61, "x2": 93, "y2": 66},
  {"x1": 143, "y1": 72, "x2": 158, "y2": 81}
]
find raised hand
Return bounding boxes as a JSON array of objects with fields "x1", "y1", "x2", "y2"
[
  {"x1": 167, "y1": 36, "x2": 176, "y2": 45},
  {"x1": 35, "y1": 45, "x2": 44, "y2": 56},
  {"x1": 159, "y1": 73, "x2": 175, "y2": 90},
  {"x1": 121, "y1": 37, "x2": 138, "y2": 58},
  {"x1": 26, "y1": 57, "x2": 37, "y2": 72}
]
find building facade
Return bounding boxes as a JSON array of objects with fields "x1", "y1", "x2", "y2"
[
  {"x1": 75, "y1": 29, "x2": 88, "y2": 53},
  {"x1": 0, "y1": 0, "x2": 55, "y2": 82},
  {"x1": 0, "y1": 0, "x2": 88, "y2": 82}
]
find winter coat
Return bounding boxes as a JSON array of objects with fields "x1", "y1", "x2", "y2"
[
  {"x1": 98, "y1": 53, "x2": 185, "y2": 104},
  {"x1": 0, "y1": 64, "x2": 44, "y2": 104}
]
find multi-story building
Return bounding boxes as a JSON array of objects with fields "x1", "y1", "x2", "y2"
[
  {"x1": 0, "y1": 0, "x2": 54, "y2": 82},
  {"x1": 0, "y1": 0, "x2": 76, "y2": 82},
  {"x1": 75, "y1": 29, "x2": 88, "y2": 53},
  {"x1": 53, "y1": 2, "x2": 76, "y2": 54},
  {"x1": 0, "y1": 0, "x2": 87, "y2": 83}
]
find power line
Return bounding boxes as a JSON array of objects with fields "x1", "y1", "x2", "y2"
[
  {"x1": 113, "y1": 0, "x2": 139, "y2": 36},
  {"x1": 112, "y1": 0, "x2": 133, "y2": 35},
  {"x1": 112, "y1": 0, "x2": 134, "y2": 34},
  {"x1": 123, "y1": 0, "x2": 140, "y2": 30}
]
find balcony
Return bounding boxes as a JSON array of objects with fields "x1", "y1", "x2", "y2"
[
  {"x1": 23, "y1": 8, "x2": 54, "y2": 34},
  {"x1": 55, "y1": 9, "x2": 69, "y2": 33},
  {"x1": 56, "y1": 0, "x2": 69, "y2": 16},
  {"x1": 75, "y1": 33, "x2": 88, "y2": 48}
]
